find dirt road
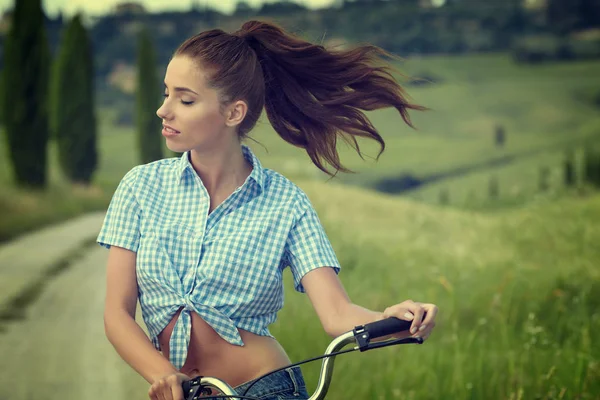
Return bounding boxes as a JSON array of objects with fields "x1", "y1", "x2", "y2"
[{"x1": 0, "y1": 245, "x2": 150, "y2": 400}]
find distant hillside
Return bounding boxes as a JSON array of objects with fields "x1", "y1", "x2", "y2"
[{"x1": 0, "y1": 1, "x2": 570, "y2": 81}]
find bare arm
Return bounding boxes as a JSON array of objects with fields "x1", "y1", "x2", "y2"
[
  {"x1": 103, "y1": 246, "x2": 179, "y2": 384},
  {"x1": 301, "y1": 267, "x2": 437, "y2": 340},
  {"x1": 301, "y1": 267, "x2": 381, "y2": 337}
]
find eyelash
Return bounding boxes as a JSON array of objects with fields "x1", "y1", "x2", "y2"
[{"x1": 163, "y1": 94, "x2": 194, "y2": 106}]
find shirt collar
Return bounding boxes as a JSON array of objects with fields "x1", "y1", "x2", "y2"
[{"x1": 177, "y1": 144, "x2": 265, "y2": 190}]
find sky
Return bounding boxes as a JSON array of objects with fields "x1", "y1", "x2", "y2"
[{"x1": 0, "y1": 0, "x2": 343, "y2": 17}]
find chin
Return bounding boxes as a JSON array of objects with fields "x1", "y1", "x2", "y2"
[{"x1": 165, "y1": 142, "x2": 190, "y2": 154}]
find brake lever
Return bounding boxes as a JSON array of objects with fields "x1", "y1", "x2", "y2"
[{"x1": 183, "y1": 376, "x2": 213, "y2": 400}]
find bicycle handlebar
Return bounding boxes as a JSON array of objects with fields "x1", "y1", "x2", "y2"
[
  {"x1": 359, "y1": 316, "x2": 413, "y2": 341},
  {"x1": 182, "y1": 316, "x2": 424, "y2": 400}
]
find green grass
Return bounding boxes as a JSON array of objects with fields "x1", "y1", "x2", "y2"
[
  {"x1": 247, "y1": 53, "x2": 600, "y2": 198},
  {"x1": 2, "y1": 53, "x2": 600, "y2": 233},
  {"x1": 406, "y1": 145, "x2": 591, "y2": 211},
  {"x1": 0, "y1": 52, "x2": 599, "y2": 399},
  {"x1": 270, "y1": 181, "x2": 600, "y2": 399},
  {"x1": 0, "y1": 108, "x2": 134, "y2": 242}
]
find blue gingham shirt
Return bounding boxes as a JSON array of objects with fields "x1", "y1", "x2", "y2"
[{"x1": 97, "y1": 145, "x2": 341, "y2": 369}]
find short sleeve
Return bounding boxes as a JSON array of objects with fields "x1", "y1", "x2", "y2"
[
  {"x1": 284, "y1": 203, "x2": 341, "y2": 293},
  {"x1": 97, "y1": 169, "x2": 142, "y2": 252}
]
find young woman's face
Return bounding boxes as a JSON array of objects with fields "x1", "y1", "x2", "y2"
[{"x1": 156, "y1": 56, "x2": 232, "y2": 153}]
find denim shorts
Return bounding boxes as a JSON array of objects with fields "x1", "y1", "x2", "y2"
[{"x1": 207, "y1": 366, "x2": 309, "y2": 400}]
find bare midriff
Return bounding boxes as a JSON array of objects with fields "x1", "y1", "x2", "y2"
[{"x1": 157, "y1": 307, "x2": 292, "y2": 389}]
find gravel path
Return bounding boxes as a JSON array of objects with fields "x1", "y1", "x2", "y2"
[
  {"x1": 0, "y1": 245, "x2": 150, "y2": 400},
  {"x1": 0, "y1": 212, "x2": 107, "y2": 311}
]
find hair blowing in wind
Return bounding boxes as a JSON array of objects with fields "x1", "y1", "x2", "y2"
[{"x1": 175, "y1": 20, "x2": 428, "y2": 177}]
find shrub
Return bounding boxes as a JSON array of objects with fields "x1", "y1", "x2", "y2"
[
  {"x1": 583, "y1": 144, "x2": 600, "y2": 187},
  {"x1": 511, "y1": 34, "x2": 562, "y2": 64}
]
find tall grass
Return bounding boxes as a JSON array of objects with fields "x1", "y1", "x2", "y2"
[
  {"x1": 2, "y1": 54, "x2": 600, "y2": 239},
  {"x1": 270, "y1": 182, "x2": 600, "y2": 399},
  {"x1": 0, "y1": 52, "x2": 598, "y2": 399}
]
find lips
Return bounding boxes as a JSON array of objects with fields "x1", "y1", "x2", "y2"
[
  {"x1": 163, "y1": 124, "x2": 180, "y2": 134},
  {"x1": 162, "y1": 124, "x2": 181, "y2": 138}
]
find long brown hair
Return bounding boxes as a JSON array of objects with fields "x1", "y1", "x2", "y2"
[{"x1": 174, "y1": 20, "x2": 427, "y2": 177}]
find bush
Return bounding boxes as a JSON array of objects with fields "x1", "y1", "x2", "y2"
[
  {"x1": 564, "y1": 151, "x2": 576, "y2": 187},
  {"x1": 512, "y1": 33, "x2": 600, "y2": 64},
  {"x1": 511, "y1": 34, "x2": 563, "y2": 64},
  {"x1": 406, "y1": 70, "x2": 443, "y2": 87},
  {"x1": 564, "y1": 36, "x2": 600, "y2": 60},
  {"x1": 489, "y1": 175, "x2": 499, "y2": 199},
  {"x1": 583, "y1": 144, "x2": 600, "y2": 187}
]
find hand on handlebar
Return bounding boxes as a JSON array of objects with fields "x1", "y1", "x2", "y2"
[
  {"x1": 148, "y1": 372, "x2": 191, "y2": 400},
  {"x1": 382, "y1": 300, "x2": 438, "y2": 341}
]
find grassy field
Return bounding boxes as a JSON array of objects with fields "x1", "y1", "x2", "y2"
[
  {"x1": 406, "y1": 143, "x2": 594, "y2": 211},
  {"x1": 272, "y1": 181, "x2": 600, "y2": 399},
  {"x1": 0, "y1": 52, "x2": 599, "y2": 398},
  {"x1": 1, "y1": 180, "x2": 597, "y2": 400},
  {"x1": 2, "y1": 53, "x2": 600, "y2": 241}
]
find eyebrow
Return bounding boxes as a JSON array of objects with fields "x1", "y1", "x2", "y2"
[{"x1": 164, "y1": 83, "x2": 198, "y2": 95}]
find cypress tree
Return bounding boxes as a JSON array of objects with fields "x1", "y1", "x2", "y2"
[
  {"x1": 50, "y1": 14, "x2": 98, "y2": 184},
  {"x1": 136, "y1": 26, "x2": 163, "y2": 164},
  {"x1": 0, "y1": 72, "x2": 3, "y2": 124},
  {"x1": 584, "y1": 145, "x2": 600, "y2": 187},
  {"x1": 564, "y1": 150, "x2": 576, "y2": 187},
  {"x1": 2, "y1": 0, "x2": 50, "y2": 187},
  {"x1": 538, "y1": 166, "x2": 550, "y2": 192}
]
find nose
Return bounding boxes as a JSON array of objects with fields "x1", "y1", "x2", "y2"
[{"x1": 156, "y1": 100, "x2": 171, "y2": 120}]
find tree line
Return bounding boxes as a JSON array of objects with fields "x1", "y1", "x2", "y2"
[
  {"x1": 1, "y1": 0, "x2": 599, "y2": 188},
  {"x1": 2, "y1": 0, "x2": 599, "y2": 84},
  {"x1": 1, "y1": 0, "x2": 162, "y2": 188}
]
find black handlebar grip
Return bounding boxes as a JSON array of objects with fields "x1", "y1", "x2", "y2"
[
  {"x1": 362, "y1": 313, "x2": 427, "y2": 339},
  {"x1": 362, "y1": 317, "x2": 411, "y2": 339}
]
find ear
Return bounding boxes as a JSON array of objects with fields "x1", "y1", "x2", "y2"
[{"x1": 225, "y1": 100, "x2": 248, "y2": 127}]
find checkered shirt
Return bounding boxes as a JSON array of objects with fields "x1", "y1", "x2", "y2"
[{"x1": 97, "y1": 145, "x2": 341, "y2": 369}]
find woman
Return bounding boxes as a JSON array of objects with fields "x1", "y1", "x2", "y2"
[{"x1": 98, "y1": 20, "x2": 438, "y2": 400}]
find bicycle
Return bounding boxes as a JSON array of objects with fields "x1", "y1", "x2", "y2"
[{"x1": 181, "y1": 317, "x2": 424, "y2": 400}]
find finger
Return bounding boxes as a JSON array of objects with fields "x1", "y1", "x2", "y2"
[
  {"x1": 149, "y1": 388, "x2": 160, "y2": 400},
  {"x1": 383, "y1": 303, "x2": 415, "y2": 323},
  {"x1": 400, "y1": 302, "x2": 425, "y2": 335},
  {"x1": 384, "y1": 301, "x2": 425, "y2": 333},
  {"x1": 391, "y1": 330, "x2": 411, "y2": 340},
  {"x1": 156, "y1": 381, "x2": 168, "y2": 400},
  {"x1": 383, "y1": 310, "x2": 414, "y2": 337},
  {"x1": 424, "y1": 327, "x2": 433, "y2": 340},
  {"x1": 149, "y1": 384, "x2": 163, "y2": 400},
  {"x1": 385, "y1": 302, "x2": 424, "y2": 334},
  {"x1": 162, "y1": 382, "x2": 173, "y2": 400},
  {"x1": 156, "y1": 386, "x2": 167, "y2": 400},
  {"x1": 420, "y1": 304, "x2": 438, "y2": 326},
  {"x1": 418, "y1": 321, "x2": 436, "y2": 339},
  {"x1": 172, "y1": 384, "x2": 185, "y2": 400},
  {"x1": 168, "y1": 375, "x2": 185, "y2": 400}
]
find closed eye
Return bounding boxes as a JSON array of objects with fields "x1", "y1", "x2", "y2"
[{"x1": 163, "y1": 94, "x2": 194, "y2": 106}]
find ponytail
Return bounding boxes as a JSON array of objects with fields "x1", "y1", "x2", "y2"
[{"x1": 176, "y1": 20, "x2": 428, "y2": 177}]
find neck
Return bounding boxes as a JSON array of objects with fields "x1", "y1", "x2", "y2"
[{"x1": 188, "y1": 141, "x2": 252, "y2": 195}]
